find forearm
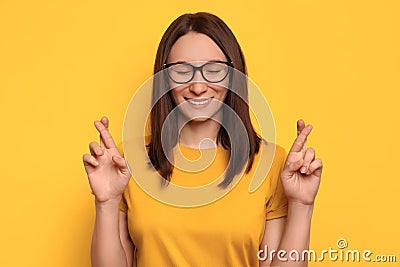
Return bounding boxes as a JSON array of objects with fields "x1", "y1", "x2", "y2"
[
  {"x1": 270, "y1": 202, "x2": 313, "y2": 267},
  {"x1": 91, "y1": 198, "x2": 128, "y2": 267}
]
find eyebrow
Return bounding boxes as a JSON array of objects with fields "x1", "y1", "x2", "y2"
[{"x1": 164, "y1": 60, "x2": 230, "y2": 66}]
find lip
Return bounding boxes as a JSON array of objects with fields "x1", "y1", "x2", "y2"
[{"x1": 184, "y1": 97, "x2": 213, "y2": 108}]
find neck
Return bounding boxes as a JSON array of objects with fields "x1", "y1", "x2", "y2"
[{"x1": 177, "y1": 112, "x2": 222, "y2": 149}]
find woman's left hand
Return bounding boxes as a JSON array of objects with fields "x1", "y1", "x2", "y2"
[{"x1": 280, "y1": 119, "x2": 323, "y2": 205}]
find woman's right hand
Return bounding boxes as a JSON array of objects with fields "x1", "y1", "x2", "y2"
[{"x1": 82, "y1": 116, "x2": 131, "y2": 204}]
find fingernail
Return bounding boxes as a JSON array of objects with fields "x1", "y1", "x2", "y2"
[
  {"x1": 300, "y1": 166, "x2": 307, "y2": 173},
  {"x1": 93, "y1": 159, "x2": 99, "y2": 166}
]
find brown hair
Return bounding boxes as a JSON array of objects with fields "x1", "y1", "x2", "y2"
[{"x1": 147, "y1": 12, "x2": 262, "y2": 188}]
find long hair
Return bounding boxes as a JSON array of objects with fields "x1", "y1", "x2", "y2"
[{"x1": 147, "y1": 12, "x2": 262, "y2": 188}]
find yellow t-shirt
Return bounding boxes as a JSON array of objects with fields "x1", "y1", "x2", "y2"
[{"x1": 118, "y1": 141, "x2": 288, "y2": 267}]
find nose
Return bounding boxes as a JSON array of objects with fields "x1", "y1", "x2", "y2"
[
  {"x1": 189, "y1": 81, "x2": 208, "y2": 95},
  {"x1": 189, "y1": 69, "x2": 207, "y2": 95}
]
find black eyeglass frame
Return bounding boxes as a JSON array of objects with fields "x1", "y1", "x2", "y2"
[{"x1": 163, "y1": 60, "x2": 233, "y2": 84}]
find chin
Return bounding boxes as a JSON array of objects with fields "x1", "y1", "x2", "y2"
[
  {"x1": 178, "y1": 99, "x2": 224, "y2": 121},
  {"x1": 179, "y1": 108, "x2": 223, "y2": 124},
  {"x1": 188, "y1": 116, "x2": 212, "y2": 123}
]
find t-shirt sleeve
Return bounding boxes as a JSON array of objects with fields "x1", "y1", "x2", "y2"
[
  {"x1": 117, "y1": 142, "x2": 129, "y2": 213},
  {"x1": 266, "y1": 146, "x2": 288, "y2": 220},
  {"x1": 120, "y1": 192, "x2": 128, "y2": 212}
]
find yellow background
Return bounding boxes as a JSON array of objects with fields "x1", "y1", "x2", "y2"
[{"x1": 1, "y1": 0, "x2": 399, "y2": 266}]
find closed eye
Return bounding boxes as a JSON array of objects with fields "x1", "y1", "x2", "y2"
[
  {"x1": 173, "y1": 70, "x2": 191, "y2": 75},
  {"x1": 205, "y1": 70, "x2": 222, "y2": 74}
]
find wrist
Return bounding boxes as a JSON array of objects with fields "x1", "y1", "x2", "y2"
[
  {"x1": 95, "y1": 196, "x2": 121, "y2": 210},
  {"x1": 288, "y1": 201, "x2": 314, "y2": 215},
  {"x1": 285, "y1": 201, "x2": 314, "y2": 233}
]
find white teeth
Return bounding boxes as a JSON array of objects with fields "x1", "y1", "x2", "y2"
[{"x1": 186, "y1": 98, "x2": 212, "y2": 105}]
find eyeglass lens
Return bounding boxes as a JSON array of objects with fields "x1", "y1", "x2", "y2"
[{"x1": 168, "y1": 62, "x2": 229, "y2": 83}]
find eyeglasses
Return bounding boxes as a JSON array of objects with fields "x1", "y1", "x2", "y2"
[{"x1": 164, "y1": 61, "x2": 232, "y2": 84}]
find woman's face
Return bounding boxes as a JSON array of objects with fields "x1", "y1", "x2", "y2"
[{"x1": 167, "y1": 31, "x2": 229, "y2": 122}]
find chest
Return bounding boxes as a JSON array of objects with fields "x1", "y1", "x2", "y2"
[{"x1": 126, "y1": 181, "x2": 267, "y2": 248}]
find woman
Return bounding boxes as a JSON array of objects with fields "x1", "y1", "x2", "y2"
[{"x1": 83, "y1": 12, "x2": 322, "y2": 267}]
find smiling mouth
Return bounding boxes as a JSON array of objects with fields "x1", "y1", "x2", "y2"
[{"x1": 184, "y1": 97, "x2": 213, "y2": 106}]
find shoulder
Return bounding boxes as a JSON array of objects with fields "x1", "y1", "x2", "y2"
[
  {"x1": 246, "y1": 140, "x2": 287, "y2": 188},
  {"x1": 253, "y1": 140, "x2": 287, "y2": 183},
  {"x1": 116, "y1": 135, "x2": 151, "y2": 157},
  {"x1": 273, "y1": 143, "x2": 287, "y2": 165},
  {"x1": 258, "y1": 140, "x2": 287, "y2": 165}
]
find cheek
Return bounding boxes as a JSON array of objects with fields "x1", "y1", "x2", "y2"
[
  {"x1": 212, "y1": 74, "x2": 230, "y2": 90},
  {"x1": 171, "y1": 87, "x2": 185, "y2": 104},
  {"x1": 168, "y1": 79, "x2": 180, "y2": 90},
  {"x1": 219, "y1": 90, "x2": 228, "y2": 101},
  {"x1": 210, "y1": 86, "x2": 228, "y2": 101},
  {"x1": 170, "y1": 90, "x2": 178, "y2": 104}
]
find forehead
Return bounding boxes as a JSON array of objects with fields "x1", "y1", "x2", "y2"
[{"x1": 167, "y1": 32, "x2": 227, "y2": 63}]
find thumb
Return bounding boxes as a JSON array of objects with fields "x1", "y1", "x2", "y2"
[
  {"x1": 281, "y1": 158, "x2": 303, "y2": 179},
  {"x1": 112, "y1": 155, "x2": 130, "y2": 176}
]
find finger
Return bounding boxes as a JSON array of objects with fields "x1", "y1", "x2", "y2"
[
  {"x1": 98, "y1": 116, "x2": 109, "y2": 147},
  {"x1": 297, "y1": 119, "x2": 305, "y2": 136},
  {"x1": 82, "y1": 154, "x2": 99, "y2": 167},
  {"x1": 297, "y1": 119, "x2": 307, "y2": 152},
  {"x1": 289, "y1": 124, "x2": 313, "y2": 153},
  {"x1": 101, "y1": 116, "x2": 109, "y2": 128},
  {"x1": 300, "y1": 147, "x2": 315, "y2": 174},
  {"x1": 89, "y1": 141, "x2": 104, "y2": 156},
  {"x1": 306, "y1": 158, "x2": 323, "y2": 176},
  {"x1": 94, "y1": 119, "x2": 117, "y2": 149},
  {"x1": 112, "y1": 155, "x2": 130, "y2": 176},
  {"x1": 281, "y1": 158, "x2": 304, "y2": 179}
]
